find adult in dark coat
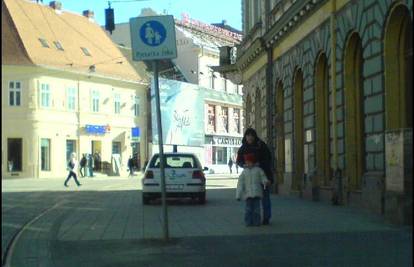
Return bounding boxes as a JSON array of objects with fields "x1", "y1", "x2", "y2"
[
  {"x1": 127, "y1": 156, "x2": 134, "y2": 177},
  {"x1": 236, "y1": 127, "x2": 273, "y2": 225}
]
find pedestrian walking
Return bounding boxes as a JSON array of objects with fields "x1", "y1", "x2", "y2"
[
  {"x1": 79, "y1": 154, "x2": 87, "y2": 177},
  {"x1": 236, "y1": 153, "x2": 269, "y2": 226},
  {"x1": 127, "y1": 156, "x2": 134, "y2": 177},
  {"x1": 228, "y1": 158, "x2": 233, "y2": 174},
  {"x1": 64, "y1": 152, "x2": 82, "y2": 187},
  {"x1": 236, "y1": 127, "x2": 273, "y2": 225}
]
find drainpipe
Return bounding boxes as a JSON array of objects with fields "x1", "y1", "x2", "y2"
[
  {"x1": 265, "y1": 40, "x2": 275, "y2": 192},
  {"x1": 330, "y1": 0, "x2": 338, "y2": 172},
  {"x1": 77, "y1": 78, "x2": 81, "y2": 162}
]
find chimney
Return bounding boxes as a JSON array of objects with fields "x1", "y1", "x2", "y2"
[
  {"x1": 83, "y1": 10, "x2": 95, "y2": 19},
  {"x1": 49, "y1": 1, "x2": 62, "y2": 10},
  {"x1": 222, "y1": 19, "x2": 227, "y2": 25}
]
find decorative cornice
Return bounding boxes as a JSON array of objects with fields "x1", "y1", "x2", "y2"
[{"x1": 263, "y1": 0, "x2": 323, "y2": 49}]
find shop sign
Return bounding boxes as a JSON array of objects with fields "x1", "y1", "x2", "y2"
[
  {"x1": 211, "y1": 136, "x2": 241, "y2": 146},
  {"x1": 131, "y1": 127, "x2": 140, "y2": 141},
  {"x1": 85, "y1": 124, "x2": 110, "y2": 135}
]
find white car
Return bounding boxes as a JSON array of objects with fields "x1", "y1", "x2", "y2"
[{"x1": 142, "y1": 152, "x2": 208, "y2": 204}]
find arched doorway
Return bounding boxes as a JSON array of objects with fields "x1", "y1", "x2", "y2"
[
  {"x1": 293, "y1": 68, "x2": 304, "y2": 191},
  {"x1": 275, "y1": 80, "x2": 285, "y2": 185},
  {"x1": 344, "y1": 32, "x2": 364, "y2": 191},
  {"x1": 384, "y1": 4, "x2": 413, "y2": 130},
  {"x1": 383, "y1": 3, "x2": 412, "y2": 224},
  {"x1": 255, "y1": 89, "x2": 261, "y2": 135},
  {"x1": 314, "y1": 52, "x2": 330, "y2": 186}
]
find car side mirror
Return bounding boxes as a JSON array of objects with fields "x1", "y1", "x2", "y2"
[{"x1": 203, "y1": 167, "x2": 209, "y2": 171}]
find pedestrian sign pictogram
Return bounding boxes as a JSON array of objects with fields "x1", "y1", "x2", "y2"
[
  {"x1": 130, "y1": 15, "x2": 177, "y2": 61},
  {"x1": 140, "y1": 20, "x2": 166, "y2": 46}
]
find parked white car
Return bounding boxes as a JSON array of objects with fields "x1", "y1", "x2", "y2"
[{"x1": 142, "y1": 153, "x2": 208, "y2": 204}]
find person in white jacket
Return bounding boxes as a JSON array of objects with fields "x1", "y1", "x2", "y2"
[
  {"x1": 64, "y1": 152, "x2": 82, "y2": 187},
  {"x1": 236, "y1": 153, "x2": 270, "y2": 226}
]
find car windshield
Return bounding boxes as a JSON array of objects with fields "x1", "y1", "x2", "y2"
[{"x1": 149, "y1": 154, "x2": 198, "y2": 169}]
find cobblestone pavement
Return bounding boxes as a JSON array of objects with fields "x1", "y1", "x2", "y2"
[{"x1": 2, "y1": 175, "x2": 412, "y2": 266}]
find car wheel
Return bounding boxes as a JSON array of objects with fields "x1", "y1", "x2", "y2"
[
  {"x1": 198, "y1": 192, "x2": 206, "y2": 204},
  {"x1": 143, "y1": 194, "x2": 150, "y2": 205}
]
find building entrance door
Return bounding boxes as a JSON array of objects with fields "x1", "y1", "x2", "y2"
[{"x1": 92, "y1": 141, "x2": 102, "y2": 172}]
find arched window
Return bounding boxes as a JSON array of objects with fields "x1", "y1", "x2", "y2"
[
  {"x1": 314, "y1": 52, "x2": 330, "y2": 186},
  {"x1": 293, "y1": 68, "x2": 304, "y2": 191},
  {"x1": 384, "y1": 4, "x2": 413, "y2": 130},
  {"x1": 344, "y1": 32, "x2": 364, "y2": 190}
]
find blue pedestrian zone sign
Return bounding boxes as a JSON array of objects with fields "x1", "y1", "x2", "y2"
[
  {"x1": 130, "y1": 15, "x2": 177, "y2": 61},
  {"x1": 140, "y1": 21, "x2": 166, "y2": 46}
]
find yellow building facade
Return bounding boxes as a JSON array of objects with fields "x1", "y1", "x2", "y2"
[
  {"x1": 217, "y1": 0, "x2": 412, "y2": 224},
  {"x1": 2, "y1": 0, "x2": 149, "y2": 178}
]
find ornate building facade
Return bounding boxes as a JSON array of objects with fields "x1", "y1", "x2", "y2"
[{"x1": 216, "y1": 0, "x2": 412, "y2": 224}]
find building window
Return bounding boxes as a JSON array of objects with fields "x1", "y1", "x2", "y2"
[
  {"x1": 112, "y1": 142, "x2": 121, "y2": 154},
  {"x1": 66, "y1": 140, "x2": 76, "y2": 162},
  {"x1": 233, "y1": 108, "x2": 241, "y2": 133},
  {"x1": 67, "y1": 87, "x2": 76, "y2": 110},
  {"x1": 9, "y1": 81, "x2": 21, "y2": 106},
  {"x1": 222, "y1": 107, "x2": 229, "y2": 133},
  {"x1": 81, "y1": 47, "x2": 91, "y2": 56},
  {"x1": 38, "y1": 38, "x2": 49, "y2": 48},
  {"x1": 7, "y1": 138, "x2": 22, "y2": 172},
  {"x1": 213, "y1": 147, "x2": 227, "y2": 165},
  {"x1": 114, "y1": 93, "x2": 121, "y2": 114},
  {"x1": 40, "y1": 83, "x2": 50, "y2": 107},
  {"x1": 91, "y1": 90, "x2": 100, "y2": 112},
  {"x1": 207, "y1": 104, "x2": 216, "y2": 132},
  {"x1": 211, "y1": 72, "x2": 216, "y2": 89},
  {"x1": 134, "y1": 96, "x2": 140, "y2": 116},
  {"x1": 41, "y1": 138, "x2": 51, "y2": 171},
  {"x1": 53, "y1": 41, "x2": 64, "y2": 51}
]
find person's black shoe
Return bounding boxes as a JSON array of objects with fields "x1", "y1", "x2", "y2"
[{"x1": 262, "y1": 219, "x2": 269, "y2": 225}]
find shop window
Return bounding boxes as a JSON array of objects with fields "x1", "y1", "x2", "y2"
[
  {"x1": 233, "y1": 108, "x2": 240, "y2": 133},
  {"x1": 222, "y1": 107, "x2": 228, "y2": 133},
  {"x1": 7, "y1": 138, "x2": 22, "y2": 172},
  {"x1": 215, "y1": 147, "x2": 227, "y2": 165},
  {"x1": 67, "y1": 87, "x2": 76, "y2": 110},
  {"x1": 207, "y1": 104, "x2": 216, "y2": 132},
  {"x1": 41, "y1": 138, "x2": 51, "y2": 171},
  {"x1": 40, "y1": 83, "x2": 50, "y2": 107},
  {"x1": 9, "y1": 81, "x2": 22, "y2": 106}
]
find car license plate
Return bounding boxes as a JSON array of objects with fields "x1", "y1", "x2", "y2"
[{"x1": 166, "y1": 184, "x2": 184, "y2": 190}]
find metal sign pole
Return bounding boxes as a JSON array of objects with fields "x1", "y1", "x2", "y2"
[{"x1": 153, "y1": 60, "x2": 169, "y2": 241}]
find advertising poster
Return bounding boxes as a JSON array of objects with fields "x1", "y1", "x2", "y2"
[
  {"x1": 385, "y1": 130, "x2": 404, "y2": 192},
  {"x1": 151, "y1": 78, "x2": 204, "y2": 146}
]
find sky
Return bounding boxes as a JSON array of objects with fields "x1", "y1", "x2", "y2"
[{"x1": 58, "y1": 0, "x2": 242, "y2": 31}]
